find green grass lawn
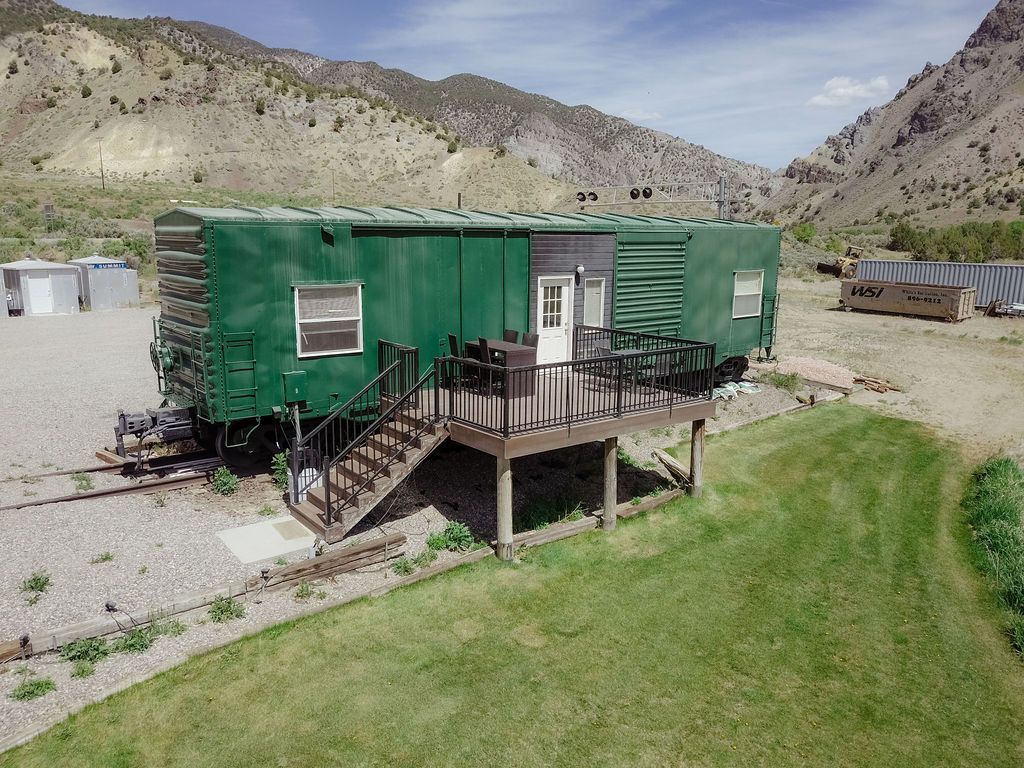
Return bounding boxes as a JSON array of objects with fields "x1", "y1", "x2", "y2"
[{"x1": 5, "y1": 404, "x2": 1024, "y2": 767}]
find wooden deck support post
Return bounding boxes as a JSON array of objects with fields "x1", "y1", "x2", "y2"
[
  {"x1": 496, "y1": 456, "x2": 514, "y2": 561},
  {"x1": 603, "y1": 436, "x2": 617, "y2": 531},
  {"x1": 689, "y1": 419, "x2": 705, "y2": 498}
]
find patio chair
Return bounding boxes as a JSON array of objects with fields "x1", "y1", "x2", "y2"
[
  {"x1": 522, "y1": 331, "x2": 539, "y2": 348},
  {"x1": 639, "y1": 351, "x2": 679, "y2": 391},
  {"x1": 590, "y1": 343, "x2": 620, "y2": 387},
  {"x1": 503, "y1": 329, "x2": 519, "y2": 343},
  {"x1": 443, "y1": 333, "x2": 468, "y2": 389},
  {"x1": 478, "y1": 337, "x2": 504, "y2": 396}
]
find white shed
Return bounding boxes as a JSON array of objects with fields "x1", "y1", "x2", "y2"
[
  {"x1": 1, "y1": 258, "x2": 80, "y2": 316},
  {"x1": 68, "y1": 254, "x2": 141, "y2": 311}
]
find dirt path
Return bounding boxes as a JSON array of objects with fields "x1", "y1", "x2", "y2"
[{"x1": 777, "y1": 277, "x2": 1024, "y2": 460}]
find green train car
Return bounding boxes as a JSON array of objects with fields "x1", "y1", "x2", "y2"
[{"x1": 120, "y1": 207, "x2": 779, "y2": 462}]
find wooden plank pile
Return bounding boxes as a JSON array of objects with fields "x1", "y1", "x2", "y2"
[{"x1": 854, "y1": 376, "x2": 901, "y2": 393}]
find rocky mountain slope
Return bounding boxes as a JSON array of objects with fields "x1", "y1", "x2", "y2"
[
  {"x1": 0, "y1": 0, "x2": 770, "y2": 215},
  {"x1": 179, "y1": 20, "x2": 773, "y2": 195},
  {"x1": 767, "y1": 0, "x2": 1024, "y2": 228},
  {"x1": 0, "y1": 7, "x2": 570, "y2": 210}
]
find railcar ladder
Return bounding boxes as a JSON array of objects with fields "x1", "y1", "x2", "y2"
[{"x1": 758, "y1": 294, "x2": 779, "y2": 361}]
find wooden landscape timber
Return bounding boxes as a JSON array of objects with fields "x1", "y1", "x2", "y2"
[
  {"x1": 616, "y1": 489, "x2": 686, "y2": 519},
  {"x1": 368, "y1": 546, "x2": 495, "y2": 596},
  {"x1": 244, "y1": 532, "x2": 405, "y2": 590},
  {"x1": 0, "y1": 533, "x2": 406, "y2": 663},
  {"x1": 652, "y1": 449, "x2": 691, "y2": 487}
]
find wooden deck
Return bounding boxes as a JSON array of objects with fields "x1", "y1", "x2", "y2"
[{"x1": 435, "y1": 369, "x2": 715, "y2": 458}]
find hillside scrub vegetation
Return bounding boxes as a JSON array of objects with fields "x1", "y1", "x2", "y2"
[
  {"x1": 790, "y1": 222, "x2": 816, "y2": 243},
  {"x1": 888, "y1": 220, "x2": 1024, "y2": 262}
]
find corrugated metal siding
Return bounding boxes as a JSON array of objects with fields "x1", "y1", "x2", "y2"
[
  {"x1": 77, "y1": 266, "x2": 141, "y2": 311},
  {"x1": 614, "y1": 239, "x2": 686, "y2": 335},
  {"x1": 858, "y1": 260, "x2": 1024, "y2": 307},
  {"x1": 529, "y1": 233, "x2": 615, "y2": 332},
  {"x1": 154, "y1": 214, "x2": 214, "y2": 416}
]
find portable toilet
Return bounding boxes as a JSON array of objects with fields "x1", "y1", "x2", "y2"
[
  {"x1": 0, "y1": 258, "x2": 80, "y2": 316},
  {"x1": 68, "y1": 254, "x2": 140, "y2": 311}
]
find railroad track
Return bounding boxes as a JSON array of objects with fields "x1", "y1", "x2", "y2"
[{"x1": 0, "y1": 451, "x2": 234, "y2": 512}]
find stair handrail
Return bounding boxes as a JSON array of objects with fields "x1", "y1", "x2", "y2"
[
  {"x1": 321, "y1": 366, "x2": 441, "y2": 524},
  {"x1": 289, "y1": 359, "x2": 401, "y2": 504}
]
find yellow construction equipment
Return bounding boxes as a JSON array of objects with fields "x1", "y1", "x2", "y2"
[{"x1": 816, "y1": 246, "x2": 863, "y2": 279}]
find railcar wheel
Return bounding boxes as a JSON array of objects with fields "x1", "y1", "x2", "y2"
[
  {"x1": 714, "y1": 356, "x2": 749, "y2": 384},
  {"x1": 214, "y1": 424, "x2": 275, "y2": 469}
]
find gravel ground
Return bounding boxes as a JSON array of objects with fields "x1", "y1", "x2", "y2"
[
  {"x1": 0, "y1": 310, "x2": 160, "y2": 470},
  {"x1": 768, "y1": 356, "x2": 859, "y2": 390},
  {"x1": 777, "y1": 277, "x2": 1024, "y2": 460}
]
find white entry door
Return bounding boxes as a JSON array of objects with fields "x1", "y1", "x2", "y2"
[
  {"x1": 27, "y1": 274, "x2": 53, "y2": 314},
  {"x1": 536, "y1": 276, "x2": 573, "y2": 364}
]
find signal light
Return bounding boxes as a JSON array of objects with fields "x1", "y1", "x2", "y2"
[
  {"x1": 629, "y1": 187, "x2": 640, "y2": 200},
  {"x1": 587, "y1": 191, "x2": 598, "y2": 202},
  {"x1": 576, "y1": 192, "x2": 587, "y2": 202},
  {"x1": 642, "y1": 187, "x2": 653, "y2": 199}
]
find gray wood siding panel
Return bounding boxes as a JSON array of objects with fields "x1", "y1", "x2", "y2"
[{"x1": 528, "y1": 233, "x2": 615, "y2": 333}]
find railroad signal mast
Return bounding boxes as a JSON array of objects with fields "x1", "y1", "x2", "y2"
[{"x1": 576, "y1": 176, "x2": 731, "y2": 219}]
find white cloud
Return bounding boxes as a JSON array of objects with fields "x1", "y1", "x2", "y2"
[
  {"x1": 808, "y1": 76, "x2": 890, "y2": 107},
  {"x1": 620, "y1": 108, "x2": 663, "y2": 122}
]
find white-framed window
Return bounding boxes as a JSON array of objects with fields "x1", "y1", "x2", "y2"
[
  {"x1": 583, "y1": 277, "x2": 605, "y2": 326},
  {"x1": 294, "y1": 283, "x2": 363, "y2": 357},
  {"x1": 732, "y1": 270, "x2": 764, "y2": 319},
  {"x1": 541, "y1": 283, "x2": 565, "y2": 329}
]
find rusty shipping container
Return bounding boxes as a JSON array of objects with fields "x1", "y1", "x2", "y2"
[
  {"x1": 840, "y1": 280, "x2": 976, "y2": 321},
  {"x1": 857, "y1": 260, "x2": 1024, "y2": 307}
]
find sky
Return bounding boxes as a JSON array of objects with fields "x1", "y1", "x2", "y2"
[{"x1": 63, "y1": 0, "x2": 997, "y2": 169}]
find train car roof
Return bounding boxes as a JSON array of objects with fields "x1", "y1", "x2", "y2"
[{"x1": 157, "y1": 206, "x2": 778, "y2": 231}]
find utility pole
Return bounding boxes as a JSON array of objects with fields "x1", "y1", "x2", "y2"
[
  {"x1": 331, "y1": 170, "x2": 336, "y2": 205},
  {"x1": 717, "y1": 175, "x2": 729, "y2": 220},
  {"x1": 98, "y1": 141, "x2": 106, "y2": 191},
  {"x1": 457, "y1": 192, "x2": 462, "y2": 209}
]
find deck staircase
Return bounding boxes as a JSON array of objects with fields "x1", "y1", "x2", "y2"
[{"x1": 288, "y1": 342, "x2": 447, "y2": 544}]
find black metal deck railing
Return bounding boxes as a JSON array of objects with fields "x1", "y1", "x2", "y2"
[
  {"x1": 573, "y1": 324, "x2": 707, "y2": 359},
  {"x1": 290, "y1": 339, "x2": 423, "y2": 522},
  {"x1": 437, "y1": 326, "x2": 715, "y2": 439}
]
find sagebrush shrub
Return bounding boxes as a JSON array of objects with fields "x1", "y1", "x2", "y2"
[
  {"x1": 208, "y1": 596, "x2": 245, "y2": 623},
  {"x1": 60, "y1": 637, "x2": 110, "y2": 663}
]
